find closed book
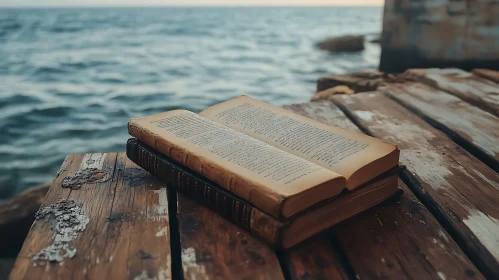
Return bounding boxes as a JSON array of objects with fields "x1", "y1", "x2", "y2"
[{"x1": 127, "y1": 138, "x2": 401, "y2": 248}]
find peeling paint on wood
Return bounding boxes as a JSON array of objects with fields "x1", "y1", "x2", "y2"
[
  {"x1": 80, "y1": 153, "x2": 107, "y2": 169},
  {"x1": 352, "y1": 107, "x2": 454, "y2": 190},
  {"x1": 406, "y1": 68, "x2": 499, "y2": 117},
  {"x1": 383, "y1": 82, "x2": 499, "y2": 171},
  {"x1": 133, "y1": 268, "x2": 170, "y2": 280},
  {"x1": 181, "y1": 247, "x2": 207, "y2": 278},
  {"x1": 152, "y1": 189, "x2": 169, "y2": 220},
  {"x1": 156, "y1": 227, "x2": 168, "y2": 237},
  {"x1": 353, "y1": 110, "x2": 374, "y2": 121},
  {"x1": 334, "y1": 92, "x2": 499, "y2": 279}
]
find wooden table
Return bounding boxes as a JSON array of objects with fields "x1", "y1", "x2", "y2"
[{"x1": 9, "y1": 69, "x2": 499, "y2": 280}]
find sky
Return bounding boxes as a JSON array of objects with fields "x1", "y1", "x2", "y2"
[{"x1": 0, "y1": 0, "x2": 384, "y2": 7}]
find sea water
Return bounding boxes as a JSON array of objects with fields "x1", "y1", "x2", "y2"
[{"x1": 0, "y1": 7, "x2": 382, "y2": 199}]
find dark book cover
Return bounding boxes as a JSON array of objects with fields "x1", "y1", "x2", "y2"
[{"x1": 126, "y1": 138, "x2": 286, "y2": 246}]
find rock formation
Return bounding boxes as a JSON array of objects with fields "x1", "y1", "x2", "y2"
[
  {"x1": 316, "y1": 35, "x2": 365, "y2": 53},
  {"x1": 0, "y1": 183, "x2": 50, "y2": 256}
]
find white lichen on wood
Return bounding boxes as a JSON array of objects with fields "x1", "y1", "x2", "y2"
[{"x1": 32, "y1": 199, "x2": 89, "y2": 265}]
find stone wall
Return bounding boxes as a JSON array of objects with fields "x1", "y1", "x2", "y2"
[{"x1": 380, "y1": 0, "x2": 499, "y2": 72}]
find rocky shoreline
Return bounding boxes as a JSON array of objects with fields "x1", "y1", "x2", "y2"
[{"x1": 0, "y1": 183, "x2": 49, "y2": 279}]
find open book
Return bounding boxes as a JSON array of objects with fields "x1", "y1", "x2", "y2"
[{"x1": 128, "y1": 96, "x2": 400, "y2": 219}]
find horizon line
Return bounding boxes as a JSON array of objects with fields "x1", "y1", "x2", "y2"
[{"x1": 0, "y1": 4, "x2": 383, "y2": 8}]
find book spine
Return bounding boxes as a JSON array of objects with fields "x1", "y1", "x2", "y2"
[{"x1": 126, "y1": 139, "x2": 284, "y2": 246}]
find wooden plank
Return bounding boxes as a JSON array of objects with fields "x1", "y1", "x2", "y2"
[
  {"x1": 337, "y1": 179, "x2": 483, "y2": 280},
  {"x1": 381, "y1": 82, "x2": 499, "y2": 172},
  {"x1": 10, "y1": 154, "x2": 81, "y2": 279},
  {"x1": 283, "y1": 235, "x2": 349, "y2": 280},
  {"x1": 102, "y1": 154, "x2": 172, "y2": 279},
  {"x1": 286, "y1": 101, "x2": 484, "y2": 280},
  {"x1": 473, "y1": 69, "x2": 499, "y2": 84},
  {"x1": 10, "y1": 153, "x2": 173, "y2": 280},
  {"x1": 334, "y1": 93, "x2": 499, "y2": 279},
  {"x1": 406, "y1": 68, "x2": 499, "y2": 117},
  {"x1": 176, "y1": 193, "x2": 284, "y2": 280}
]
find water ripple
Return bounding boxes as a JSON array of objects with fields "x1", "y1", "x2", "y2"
[{"x1": 0, "y1": 7, "x2": 382, "y2": 199}]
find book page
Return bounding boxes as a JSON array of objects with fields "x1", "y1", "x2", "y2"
[
  {"x1": 152, "y1": 112, "x2": 324, "y2": 185},
  {"x1": 200, "y1": 96, "x2": 398, "y2": 189},
  {"x1": 129, "y1": 110, "x2": 345, "y2": 218}
]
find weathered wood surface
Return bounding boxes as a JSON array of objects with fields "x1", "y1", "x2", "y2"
[
  {"x1": 337, "y1": 179, "x2": 483, "y2": 280},
  {"x1": 382, "y1": 82, "x2": 499, "y2": 172},
  {"x1": 107, "y1": 154, "x2": 172, "y2": 279},
  {"x1": 284, "y1": 101, "x2": 360, "y2": 132},
  {"x1": 283, "y1": 235, "x2": 350, "y2": 280},
  {"x1": 334, "y1": 93, "x2": 499, "y2": 279},
  {"x1": 176, "y1": 193, "x2": 284, "y2": 280},
  {"x1": 10, "y1": 98, "x2": 498, "y2": 279},
  {"x1": 10, "y1": 153, "x2": 173, "y2": 280},
  {"x1": 473, "y1": 69, "x2": 499, "y2": 84},
  {"x1": 405, "y1": 68, "x2": 499, "y2": 117},
  {"x1": 286, "y1": 101, "x2": 483, "y2": 280}
]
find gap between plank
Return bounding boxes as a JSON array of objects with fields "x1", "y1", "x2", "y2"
[
  {"x1": 107, "y1": 153, "x2": 121, "y2": 220},
  {"x1": 274, "y1": 250, "x2": 293, "y2": 280},
  {"x1": 166, "y1": 184, "x2": 184, "y2": 280},
  {"x1": 328, "y1": 230, "x2": 357, "y2": 280}
]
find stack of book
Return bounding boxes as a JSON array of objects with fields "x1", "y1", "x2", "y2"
[{"x1": 126, "y1": 96, "x2": 401, "y2": 248}]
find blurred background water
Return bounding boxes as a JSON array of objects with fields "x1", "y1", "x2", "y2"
[{"x1": 0, "y1": 7, "x2": 382, "y2": 200}]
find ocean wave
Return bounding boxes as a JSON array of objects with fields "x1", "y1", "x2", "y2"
[
  {"x1": 48, "y1": 25, "x2": 85, "y2": 33},
  {"x1": 0, "y1": 94, "x2": 42, "y2": 110},
  {"x1": 31, "y1": 65, "x2": 69, "y2": 75},
  {"x1": 0, "y1": 21, "x2": 22, "y2": 37}
]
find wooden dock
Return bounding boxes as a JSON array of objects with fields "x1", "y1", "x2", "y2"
[{"x1": 9, "y1": 68, "x2": 499, "y2": 280}]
